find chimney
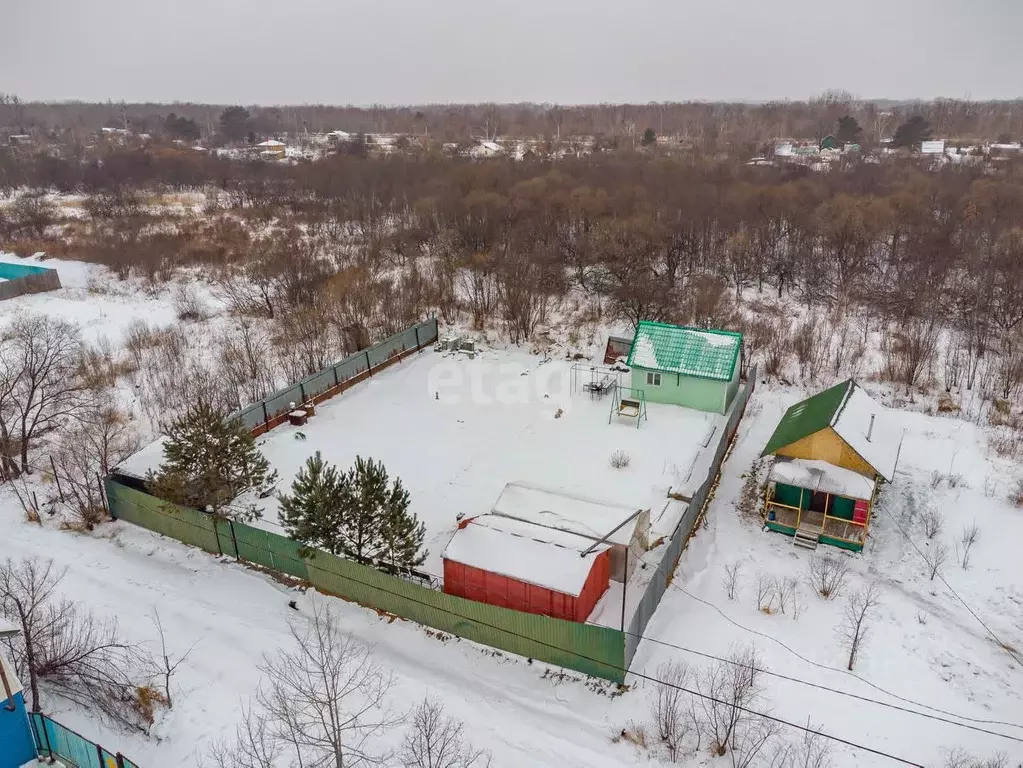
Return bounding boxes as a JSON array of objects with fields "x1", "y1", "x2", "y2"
[{"x1": 867, "y1": 414, "x2": 875, "y2": 442}]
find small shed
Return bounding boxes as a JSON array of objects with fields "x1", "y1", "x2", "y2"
[
  {"x1": 490, "y1": 482, "x2": 649, "y2": 582},
  {"x1": 603, "y1": 335, "x2": 633, "y2": 365},
  {"x1": 761, "y1": 379, "x2": 902, "y2": 551},
  {"x1": 626, "y1": 321, "x2": 743, "y2": 414},
  {"x1": 0, "y1": 621, "x2": 37, "y2": 768},
  {"x1": 442, "y1": 515, "x2": 611, "y2": 623}
]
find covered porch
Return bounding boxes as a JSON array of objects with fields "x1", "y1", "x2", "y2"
[{"x1": 763, "y1": 458, "x2": 876, "y2": 552}]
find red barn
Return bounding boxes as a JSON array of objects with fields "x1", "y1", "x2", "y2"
[{"x1": 442, "y1": 515, "x2": 611, "y2": 623}]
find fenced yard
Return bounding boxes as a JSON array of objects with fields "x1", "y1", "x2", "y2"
[{"x1": 106, "y1": 336, "x2": 755, "y2": 683}]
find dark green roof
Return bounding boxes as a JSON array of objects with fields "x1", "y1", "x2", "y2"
[
  {"x1": 761, "y1": 380, "x2": 853, "y2": 457},
  {"x1": 626, "y1": 321, "x2": 742, "y2": 382}
]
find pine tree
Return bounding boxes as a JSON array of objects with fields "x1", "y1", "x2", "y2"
[
  {"x1": 378, "y1": 474, "x2": 426, "y2": 569},
  {"x1": 340, "y1": 456, "x2": 426, "y2": 568},
  {"x1": 148, "y1": 400, "x2": 277, "y2": 521},
  {"x1": 278, "y1": 452, "x2": 348, "y2": 555}
]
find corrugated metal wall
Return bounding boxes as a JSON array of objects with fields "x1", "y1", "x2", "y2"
[
  {"x1": 228, "y1": 318, "x2": 438, "y2": 434},
  {"x1": 105, "y1": 479, "x2": 627, "y2": 683},
  {"x1": 624, "y1": 366, "x2": 757, "y2": 666}
]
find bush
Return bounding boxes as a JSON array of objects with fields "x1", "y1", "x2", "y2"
[
  {"x1": 807, "y1": 555, "x2": 849, "y2": 600},
  {"x1": 609, "y1": 450, "x2": 631, "y2": 469}
]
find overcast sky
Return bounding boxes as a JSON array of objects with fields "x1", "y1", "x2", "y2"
[{"x1": 4, "y1": 0, "x2": 1021, "y2": 105}]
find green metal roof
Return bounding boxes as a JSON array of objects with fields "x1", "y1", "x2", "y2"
[
  {"x1": 626, "y1": 321, "x2": 742, "y2": 382},
  {"x1": 761, "y1": 379, "x2": 853, "y2": 457}
]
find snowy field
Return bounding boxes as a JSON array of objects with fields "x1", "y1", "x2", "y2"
[
  {"x1": 2, "y1": 260, "x2": 1023, "y2": 765},
  {"x1": 0, "y1": 252, "x2": 189, "y2": 345}
]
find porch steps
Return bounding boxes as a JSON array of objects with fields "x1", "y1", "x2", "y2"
[{"x1": 793, "y1": 525, "x2": 821, "y2": 551}]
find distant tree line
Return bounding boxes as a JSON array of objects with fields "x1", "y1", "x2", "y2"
[{"x1": 2, "y1": 94, "x2": 1023, "y2": 146}]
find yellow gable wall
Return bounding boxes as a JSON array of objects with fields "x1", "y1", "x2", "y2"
[{"x1": 774, "y1": 427, "x2": 877, "y2": 478}]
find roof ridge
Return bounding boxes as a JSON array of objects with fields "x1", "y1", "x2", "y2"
[{"x1": 829, "y1": 379, "x2": 856, "y2": 427}]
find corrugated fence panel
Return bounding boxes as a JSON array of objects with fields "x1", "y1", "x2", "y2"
[
  {"x1": 106, "y1": 480, "x2": 221, "y2": 555},
  {"x1": 262, "y1": 528, "x2": 312, "y2": 580},
  {"x1": 227, "y1": 318, "x2": 439, "y2": 430},
  {"x1": 31, "y1": 713, "x2": 135, "y2": 768},
  {"x1": 623, "y1": 367, "x2": 757, "y2": 668},
  {"x1": 303, "y1": 550, "x2": 625, "y2": 682}
]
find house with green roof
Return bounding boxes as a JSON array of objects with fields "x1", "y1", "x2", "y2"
[
  {"x1": 626, "y1": 321, "x2": 743, "y2": 415},
  {"x1": 760, "y1": 379, "x2": 903, "y2": 552}
]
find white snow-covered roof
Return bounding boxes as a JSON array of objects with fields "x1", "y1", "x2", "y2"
[
  {"x1": 770, "y1": 458, "x2": 875, "y2": 501},
  {"x1": 442, "y1": 515, "x2": 609, "y2": 597},
  {"x1": 113, "y1": 436, "x2": 168, "y2": 479},
  {"x1": 0, "y1": 618, "x2": 19, "y2": 637},
  {"x1": 257, "y1": 140, "x2": 285, "y2": 147},
  {"x1": 491, "y1": 482, "x2": 642, "y2": 547},
  {"x1": 832, "y1": 385, "x2": 902, "y2": 482}
]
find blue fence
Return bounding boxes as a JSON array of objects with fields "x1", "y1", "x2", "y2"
[{"x1": 30, "y1": 712, "x2": 140, "y2": 768}]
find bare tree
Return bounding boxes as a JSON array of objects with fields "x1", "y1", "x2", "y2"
[
  {"x1": 920, "y1": 508, "x2": 944, "y2": 540},
  {"x1": 651, "y1": 661, "x2": 694, "y2": 763},
  {"x1": 150, "y1": 609, "x2": 197, "y2": 711},
  {"x1": 201, "y1": 702, "x2": 282, "y2": 768},
  {"x1": 723, "y1": 563, "x2": 742, "y2": 601},
  {"x1": 776, "y1": 577, "x2": 800, "y2": 617},
  {"x1": 50, "y1": 400, "x2": 140, "y2": 529},
  {"x1": 943, "y1": 748, "x2": 1009, "y2": 768},
  {"x1": 838, "y1": 581, "x2": 882, "y2": 671},
  {"x1": 957, "y1": 522, "x2": 980, "y2": 570},
  {"x1": 806, "y1": 556, "x2": 850, "y2": 600},
  {"x1": 258, "y1": 604, "x2": 402, "y2": 768},
  {"x1": 0, "y1": 557, "x2": 159, "y2": 732},
  {"x1": 0, "y1": 313, "x2": 86, "y2": 474},
  {"x1": 696, "y1": 644, "x2": 764, "y2": 757},
  {"x1": 755, "y1": 573, "x2": 776, "y2": 613},
  {"x1": 399, "y1": 697, "x2": 492, "y2": 768},
  {"x1": 765, "y1": 722, "x2": 833, "y2": 768},
  {"x1": 924, "y1": 542, "x2": 950, "y2": 581}
]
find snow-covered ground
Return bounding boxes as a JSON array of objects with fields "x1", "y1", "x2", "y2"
[
  {"x1": 0, "y1": 252, "x2": 185, "y2": 345},
  {"x1": 3, "y1": 261, "x2": 1023, "y2": 765},
  {"x1": 6, "y1": 373, "x2": 1023, "y2": 765}
]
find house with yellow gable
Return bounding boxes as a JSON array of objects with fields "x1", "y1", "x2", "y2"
[{"x1": 761, "y1": 379, "x2": 903, "y2": 552}]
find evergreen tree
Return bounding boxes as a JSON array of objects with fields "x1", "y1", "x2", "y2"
[
  {"x1": 836, "y1": 115, "x2": 862, "y2": 145},
  {"x1": 278, "y1": 452, "x2": 348, "y2": 555},
  {"x1": 148, "y1": 401, "x2": 277, "y2": 521},
  {"x1": 641, "y1": 128, "x2": 657, "y2": 146},
  {"x1": 891, "y1": 116, "x2": 933, "y2": 149},
  {"x1": 378, "y1": 473, "x2": 425, "y2": 569},
  {"x1": 340, "y1": 456, "x2": 426, "y2": 568}
]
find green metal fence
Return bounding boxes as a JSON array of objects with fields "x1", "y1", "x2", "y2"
[
  {"x1": 105, "y1": 479, "x2": 627, "y2": 683},
  {"x1": 228, "y1": 318, "x2": 439, "y2": 433},
  {"x1": 31, "y1": 712, "x2": 140, "y2": 768}
]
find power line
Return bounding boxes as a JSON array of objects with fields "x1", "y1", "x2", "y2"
[
  {"x1": 641, "y1": 586, "x2": 1023, "y2": 743},
  {"x1": 666, "y1": 584, "x2": 1023, "y2": 736},
  {"x1": 99, "y1": 495, "x2": 926, "y2": 767},
  {"x1": 878, "y1": 504, "x2": 1023, "y2": 671},
  {"x1": 10, "y1": 466, "x2": 1020, "y2": 749}
]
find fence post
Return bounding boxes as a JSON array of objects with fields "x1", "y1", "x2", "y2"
[
  {"x1": 299, "y1": 381, "x2": 306, "y2": 404},
  {"x1": 39, "y1": 714, "x2": 55, "y2": 763},
  {"x1": 365, "y1": 349, "x2": 372, "y2": 375},
  {"x1": 117, "y1": 754, "x2": 126, "y2": 768},
  {"x1": 97, "y1": 744, "x2": 106, "y2": 765},
  {"x1": 262, "y1": 401, "x2": 269, "y2": 430},
  {"x1": 414, "y1": 325, "x2": 420, "y2": 351},
  {"x1": 50, "y1": 456, "x2": 65, "y2": 502},
  {"x1": 230, "y1": 520, "x2": 241, "y2": 562},
  {"x1": 333, "y1": 364, "x2": 340, "y2": 387}
]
